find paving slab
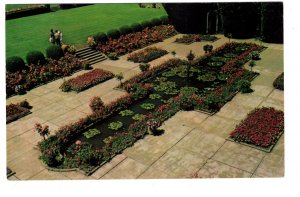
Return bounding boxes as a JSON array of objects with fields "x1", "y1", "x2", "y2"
[
  {"x1": 33, "y1": 102, "x2": 73, "y2": 121},
  {"x1": 7, "y1": 175, "x2": 19, "y2": 181},
  {"x1": 216, "y1": 102, "x2": 253, "y2": 121},
  {"x1": 212, "y1": 141, "x2": 266, "y2": 173},
  {"x1": 91, "y1": 154, "x2": 127, "y2": 179},
  {"x1": 197, "y1": 159, "x2": 252, "y2": 178},
  {"x1": 60, "y1": 171, "x2": 97, "y2": 180},
  {"x1": 231, "y1": 93, "x2": 265, "y2": 109},
  {"x1": 101, "y1": 158, "x2": 148, "y2": 179},
  {"x1": 176, "y1": 128, "x2": 225, "y2": 158},
  {"x1": 151, "y1": 146, "x2": 208, "y2": 178},
  {"x1": 259, "y1": 98, "x2": 284, "y2": 111},
  {"x1": 7, "y1": 135, "x2": 34, "y2": 162},
  {"x1": 49, "y1": 109, "x2": 87, "y2": 127},
  {"x1": 29, "y1": 169, "x2": 71, "y2": 180},
  {"x1": 268, "y1": 89, "x2": 284, "y2": 103},
  {"x1": 200, "y1": 115, "x2": 238, "y2": 138},
  {"x1": 254, "y1": 153, "x2": 284, "y2": 177},
  {"x1": 250, "y1": 84, "x2": 274, "y2": 97},
  {"x1": 7, "y1": 149, "x2": 45, "y2": 180},
  {"x1": 138, "y1": 166, "x2": 176, "y2": 179}
]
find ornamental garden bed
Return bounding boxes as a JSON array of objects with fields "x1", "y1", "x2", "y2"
[
  {"x1": 98, "y1": 25, "x2": 177, "y2": 57},
  {"x1": 37, "y1": 42, "x2": 264, "y2": 174},
  {"x1": 6, "y1": 100, "x2": 32, "y2": 124},
  {"x1": 6, "y1": 54, "x2": 84, "y2": 98},
  {"x1": 127, "y1": 47, "x2": 168, "y2": 63},
  {"x1": 174, "y1": 34, "x2": 219, "y2": 45},
  {"x1": 59, "y1": 68, "x2": 114, "y2": 92},
  {"x1": 228, "y1": 107, "x2": 284, "y2": 152}
]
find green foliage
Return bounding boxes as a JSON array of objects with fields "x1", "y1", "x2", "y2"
[
  {"x1": 107, "y1": 52, "x2": 118, "y2": 60},
  {"x1": 273, "y1": 72, "x2": 284, "y2": 90},
  {"x1": 140, "y1": 103, "x2": 155, "y2": 110},
  {"x1": 151, "y1": 18, "x2": 162, "y2": 26},
  {"x1": 108, "y1": 121, "x2": 123, "y2": 130},
  {"x1": 249, "y1": 60, "x2": 256, "y2": 71},
  {"x1": 197, "y1": 73, "x2": 216, "y2": 82},
  {"x1": 149, "y1": 93, "x2": 161, "y2": 100},
  {"x1": 46, "y1": 45, "x2": 63, "y2": 60},
  {"x1": 110, "y1": 134, "x2": 135, "y2": 154},
  {"x1": 6, "y1": 56, "x2": 26, "y2": 72},
  {"x1": 132, "y1": 114, "x2": 144, "y2": 121},
  {"x1": 160, "y1": 15, "x2": 169, "y2": 25},
  {"x1": 26, "y1": 50, "x2": 46, "y2": 65},
  {"x1": 19, "y1": 100, "x2": 30, "y2": 109},
  {"x1": 139, "y1": 63, "x2": 150, "y2": 72},
  {"x1": 154, "y1": 81, "x2": 178, "y2": 95},
  {"x1": 186, "y1": 50, "x2": 195, "y2": 61},
  {"x1": 130, "y1": 23, "x2": 143, "y2": 32},
  {"x1": 83, "y1": 128, "x2": 101, "y2": 139},
  {"x1": 119, "y1": 109, "x2": 134, "y2": 116},
  {"x1": 140, "y1": 20, "x2": 152, "y2": 29},
  {"x1": 119, "y1": 25, "x2": 132, "y2": 35},
  {"x1": 180, "y1": 87, "x2": 198, "y2": 95},
  {"x1": 237, "y1": 79, "x2": 253, "y2": 93},
  {"x1": 250, "y1": 51, "x2": 260, "y2": 60},
  {"x1": 115, "y1": 72, "x2": 124, "y2": 84},
  {"x1": 107, "y1": 29, "x2": 121, "y2": 39},
  {"x1": 204, "y1": 94, "x2": 221, "y2": 110},
  {"x1": 203, "y1": 44, "x2": 213, "y2": 53},
  {"x1": 93, "y1": 32, "x2": 108, "y2": 43},
  {"x1": 207, "y1": 61, "x2": 223, "y2": 67}
]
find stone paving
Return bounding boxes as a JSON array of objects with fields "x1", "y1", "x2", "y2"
[{"x1": 6, "y1": 34, "x2": 284, "y2": 180}]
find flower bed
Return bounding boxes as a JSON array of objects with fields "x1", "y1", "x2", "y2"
[
  {"x1": 174, "y1": 34, "x2": 219, "y2": 44},
  {"x1": 6, "y1": 101, "x2": 31, "y2": 124},
  {"x1": 273, "y1": 72, "x2": 284, "y2": 90},
  {"x1": 6, "y1": 53, "x2": 84, "y2": 97},
  {"x1": 229, "y1": 107, "x2": 284, "y2": 152},
  {"x1": 37, "y1": 42, "x2": 264, "y2": 174},
  {"x1": 60, "y1": 69, "x2": 114, "y2": 92},
  {"x1": 127, "y1": 47, "x2": 168, "y2": 63},
  {"x1": 98, "y1": 25, "x2": 177, "y2": 56}
]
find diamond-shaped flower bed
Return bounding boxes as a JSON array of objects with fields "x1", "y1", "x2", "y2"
[
  {"x1": 6, "y1": 101, "x2": 32, "y2": 124},
  {"x1": 228, "y1": 107, "x2": 284, "y2": 152}
]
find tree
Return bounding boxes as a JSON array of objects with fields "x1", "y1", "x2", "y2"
[
  {"x1": 249, "y1": 60, "x2": 256, "y2": 71},
  {"x1": 186, "y1": 50, "x2": 195, "y2": 80},
  {"x1": 35, "y1": 123, "x2": 49, "y2": 140},
  {"x1": 115, "y1": 72, "x2": 124, "y2": 86}
]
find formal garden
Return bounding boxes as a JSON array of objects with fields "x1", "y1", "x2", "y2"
[{"x1": 6, "y1": 3, "x2": 284, "y2": 180}]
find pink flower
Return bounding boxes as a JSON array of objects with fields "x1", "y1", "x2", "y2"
[{"x1": 75, "y1": 140, "x2": 81, "y2": 146}]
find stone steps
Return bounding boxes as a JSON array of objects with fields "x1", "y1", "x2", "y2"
[{"x1": 76, "y1": 47, "x2": 107, "y2": 65}]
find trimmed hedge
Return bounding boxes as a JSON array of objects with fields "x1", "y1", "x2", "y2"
[
  {"x1": 160, "y1": 15, "x2": 169, "y2": 25},
  {"x1": 46, "y1": 45, "x2": 64, "y2": 60},
  {"x1": 93, "y1": 32, "x2": 108, "y2": 44},
  {"x1": 151, "y1": 18, "x2": 162, "y2": 26},
  {"x1": 140, "y1": 20, "x2": 152, "y2": 29},
  {"x1": 273, "y1": 72, "x2": 284, "y2": 90},
  {"x1": 119, "y1": 25, "x2": 132, "y2": 35},
  {"x1": 131, "y1": 23, "x2": 143, "y2": 32},
  {"x1": 26, "y1": 50, "x2": 46, "y2": 65},
  {"x1": 6, "y1": 4, "x2": 51, "y2": 20},
  {"x1": 6, "y1": 56, "x2": 26, "y2": 73},
  {"x1": 107, "y1": 29, "x2": 121, "y2": 39}
]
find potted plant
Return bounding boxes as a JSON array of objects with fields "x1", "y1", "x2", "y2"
[
  {"x1": 115, "y1": 72, "x2": 124, "y2": 86},
  {"x1": 146, "y1": 119, "x2": 160, "y2": 135}
]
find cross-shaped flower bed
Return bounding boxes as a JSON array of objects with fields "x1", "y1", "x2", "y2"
[
  {"x1": 228, "y1": 107, "x2": 284, "y2": 152},
  {"x1": 127, "y1": 47, "x2": 168, "y2": 63},
  {"x1": 37, "y1": 42, "x2": 265, "y2": 174},
  {"x1": 6, "y1": 100, "x2": 31, "y2": 124},
  {"x1": 59, "y1": 68, "x2": 114, "y2": 92}
]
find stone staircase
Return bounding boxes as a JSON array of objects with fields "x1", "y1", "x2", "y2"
[{"x1": 76, "y1": 47, "x2": 107, "y2": 65}]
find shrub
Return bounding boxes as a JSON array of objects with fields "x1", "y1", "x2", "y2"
[
  {"x1": 151, "y1": 18, "x2": 162, "y2": 26},
  {"x1": 93, "y1": 32, "x2": 108, "y2": 44},
  {"x1": 131, "y1": 23, "x2": 143, "y2": 32},
  {"x1": 107, "y1": 52, "x2": 118, "y2": 60},
  {"x1": 273, "y1": 72, "x2": 284, "y2": 90},
  {"x1": 237, "y1": 79, "x2": 252, "y2": 93},
  {"x1": 6, "y1": 56, "x2": 26, "y2": 72},
  {"x1": 67, "y1": 45, "x2": 77, "y2": 54},
  {"x1": 108, "y1": 121, "x2": 123, "y2": 130},
  {"x1": 46, "y1": 45, "x2": 63, "y2": 60},
  {"x1": 89, "y1": 96, "x2": 104, "y2": 112},
  {"x1": 160, "y1": 15, "x2": 169, "y2": 25},
  {"x1": 87, "y1": 36, "x2": 96, "y2": 48},
  {"x1": 26, "y1": 51, "x2": 46, "y2": 65},
  {"x1": 119, "y1": 25, "x2": 132, "y2": 35},
  {"x1": 140, "y1": 20, "x2": 152, "y2": 29},
  {"x1": 139, "y1": 63, "x2": 150, "y2": 72},
  {"x1": 19, "y1": 100, "x2": 30, "y2": 109},
  {"x1": 107, "y1": 29, "x2": 120, "y2": 39},
  {"x1": 127, "y1": 47, "x2": 168, "y2": 63}
]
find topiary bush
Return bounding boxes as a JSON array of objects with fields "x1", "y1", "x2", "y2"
[
  {"x1": 107, "y1": 29, "x2": 121, "y2": 40},
  {"x1": 119, "y1": 25, "x2": 132, "y2": 36},
  {"x1": 160, "y1": 15, "x2": 169, "y2": 25},
  {"x1": 131, "y1": 23, "x2": 143, "y2": 32},
  {"x1": 46, "y1": 45, "x2": 63, "y2": 60},
  {"x1": 140, "y1": 20, "x2": 152, "y2": 29},
  {"x1": 273, "y1": 72, "x2": 284, "y2": 90},
  {"x1": 6, "y1": 56, "x2": 26, "y2": 72},
  {"x1": 151, "y1": 18, "x2": 161, "y2": 26},
  {"x1": 26, "y1": 50, "x2": 46, "y2": 65},
  {"x1": 237, "y1": 79, "x2": 253, "y2": 93},
  {"x1": 93, "y1": 32, "x2": 108, "y2": 44}
]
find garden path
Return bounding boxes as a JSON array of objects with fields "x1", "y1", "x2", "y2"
[{"x1": 6, "y1": 34, "x2": 283, "y2": 180}]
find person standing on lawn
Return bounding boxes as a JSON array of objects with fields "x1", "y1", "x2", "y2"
[
  {"x1": 54, "y1": 30, "x2": 61, "y2": 46},
  {"x1": 49, "y1": 29, "x2": 55, "y2": 44}
]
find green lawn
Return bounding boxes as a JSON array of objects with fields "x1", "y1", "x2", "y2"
[{"x1": 6, "y1": 4, "x2": 167, "y2": 60}]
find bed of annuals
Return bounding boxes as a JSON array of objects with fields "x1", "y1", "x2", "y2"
[
  {"x1": 98, "y1": 25, "x2": 177, "y2": 56},
  {"x1": 59, "y1": 68, "x2": 114, "y2": 92},
  {"x1": 37, "y1": 42, "x2": 265, "y2": 174},
  {"x1": 229, "y1": 107, "x2": 284, "y2": 151},
  {"x1": 6, "y1": 53, "x2": 85, "y2": 97},
  {"x1": 174, "y1": 34, "x2": 219, "y2": 44},
  {"x1": 6, "y1": 100, "x2": 31, "y2": 124},
  {"x1": 127, "y1": 47, "x2": 168, "y2": 63}
]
